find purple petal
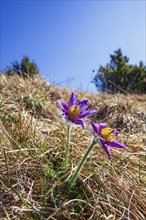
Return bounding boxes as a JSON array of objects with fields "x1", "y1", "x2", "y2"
[
  {"x1": 107, "y1": 140, "x2": 126, "y2": 149},
  {"x1": 100, "y1": 138, "x2": 111, "y2": 159},
  {"x1": 73, "y1": 119, "x2": 85, "y2": 129},
  {"x1": 98, "y1": 123, "x2": 108, "y2": 130},
  {"x1": 90, "y1": 121, "x2": 100, "y2": 135},
  {"x1": 62, "y1": 114, "x2": 69, "y2": 120},
  {"x1": 79, "y1": 110, "x2": 97, "y2": 119},
  {"x1": 68, "y1": 92, "x2": 77, "y2": 107},
  {"x1": 57, "y1": 100, "x2": 68, "y2": 113},
  {"x1": 78, "y1": 100, "x2": 88, "y2": 112},
  {"x1": 113, "y1": 129, "x2": 119, "y2": 136}
]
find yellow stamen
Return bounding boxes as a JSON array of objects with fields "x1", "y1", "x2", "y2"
[
  {"x1": 100, "y1": 127, "x2": 115, "y2": 142},
  {"x1": 68, "y1": 105, "x2": 81, "y2": 120}
]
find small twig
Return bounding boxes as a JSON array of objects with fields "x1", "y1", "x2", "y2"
[
  {"x1": 128, "y1": 190, "x2": 134, "y2": 219},
  {"x1": 0, "y1": 175, "x2": 31, "y2": 209},
  {"x1": 46, "y1": 199, "x2": 94, "y2": 220},
  {"x1": 0, "y1": 148, "x2": 38, "y2": 155},
  {"x1": 1, "y1": 205, "x2": 11, "y2": 220},
  {"x1": 108, "y1": 80, "x2": 128, "y2": 94},
  {"x1": 3, "y1": 148, "x2": 10, "y2": 183},
  {"x1": 26, "y1": 181, "x2": 34, "y2": 202}
]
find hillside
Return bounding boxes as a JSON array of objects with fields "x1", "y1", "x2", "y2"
[{"x1": 0, "y1": 75, "x2": 146, "y2": 220}]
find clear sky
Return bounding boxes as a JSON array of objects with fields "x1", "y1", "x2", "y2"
[{"x1": 0, "y1": 0, "x2": 146, "y2": 93}]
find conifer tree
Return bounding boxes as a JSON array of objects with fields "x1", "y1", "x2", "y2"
[{"x1": 92, "y1": 49, "x2": 146, "y2": 93}]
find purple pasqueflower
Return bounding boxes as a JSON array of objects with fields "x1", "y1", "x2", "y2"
[
  {"x1": 57, "y1": 92, "x2": 97, "y2": 129},
  {"x1": 90, "y1": 121, "x2": 126, "y2": 159}
]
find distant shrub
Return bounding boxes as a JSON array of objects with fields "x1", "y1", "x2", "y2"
[{"x1": 4, "y1": 56, "x2": 40, "y2": 77}]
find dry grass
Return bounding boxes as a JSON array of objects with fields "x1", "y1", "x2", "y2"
[{"x1": 0, "y1": 74, "x2": 146, "y2": 220}]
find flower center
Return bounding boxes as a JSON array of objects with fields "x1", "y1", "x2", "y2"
[
  {"x1": 100, "y1": 127, "x2": 115, "y2": 142},
  {"x1": 68, "y1": 105, "x2": 81, "y2": 120}
]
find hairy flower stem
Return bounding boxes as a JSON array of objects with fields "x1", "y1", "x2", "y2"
[
  {"x1": 69, "y1": 138, "x2": 96, "y2": 184},
  {"x1": 65, "y1": 125, "x2": 71, "y2": 170}
]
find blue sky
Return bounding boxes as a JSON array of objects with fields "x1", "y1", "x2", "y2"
[{"x1": 0, "y1": 0, "x2": 145, "y2": 92}]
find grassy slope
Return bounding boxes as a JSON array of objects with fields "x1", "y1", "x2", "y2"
[{"x1": 0, "y1": 75, "x2": 146, "y2": 220}]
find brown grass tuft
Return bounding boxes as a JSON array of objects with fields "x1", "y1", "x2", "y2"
[{"x1": 0, "y1": 75, "x2": 146, "y2": 219}]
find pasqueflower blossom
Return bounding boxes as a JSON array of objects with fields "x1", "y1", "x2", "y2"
[
  {"x1": 90, "y1": 121, "x2": 126, "y2": 159},
  {"x1": 57, "y1": 92, "x2": 97, "y2": 129}
]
